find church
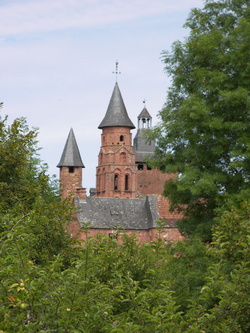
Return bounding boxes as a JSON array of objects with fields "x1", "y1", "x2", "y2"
[{"x1": 57, "y1": 82, "x2": 183, "y2": 242}]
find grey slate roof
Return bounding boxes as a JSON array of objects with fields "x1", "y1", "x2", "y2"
[
  {"x1": 75, "y1": 195, "x2": 160, "y2": 229},
  {"x1": 134, "y1": 150, "x2": 155, "y2": 163},
  {"x1": 57, "y1": 128, "x2": 84, "y2": 167},
  {"x1": 98, "y1": 83, "x2": 135, "y2": 129},
  {"x1": 133, "y1": 129, "x2": 155, "y2": 163},
  {"x1": 138, "y1": 107, "x2": 152, "y2": 119}
]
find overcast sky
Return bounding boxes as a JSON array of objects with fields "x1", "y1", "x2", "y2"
[{"x1": 1, "y1": 0, "x2": 204, "y2": 192}]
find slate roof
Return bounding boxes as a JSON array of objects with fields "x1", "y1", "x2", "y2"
[
  {"x1": 133, "y1": 128, "x2": 155, "y2": 163},
  {"x1": 134, "y1": 150, "x2": 155, "y2": 163},
  {"x1": 98, "y1": 83, "x2": 135, "y2": 129},
  {"x1": 75, "y1": 195, "x2": 160, "y2": 230},
  {"x1": 138, "y1": 107, "x2": 152, "y2": 119},
  {"x1": 57, "y1": 128, "x2": 84, "y2": 167}
]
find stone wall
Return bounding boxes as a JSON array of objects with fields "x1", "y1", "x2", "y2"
[
  {"x1": 69, "y1": 225, "x2": 183, "y2": 244},
  {"x1": 59, "y1": 167, "x2": 82, "y2": 199},
  {"x1": 136, "y1": 167, "x2": 175, "y2": 195}
]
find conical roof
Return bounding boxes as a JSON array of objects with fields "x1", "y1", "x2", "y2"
[
  {"x1": 138, "y1": 106, "x2": 152, "y2": 119},
  {"x1": 98, "y1": 83, "x2": 135, "y2": 129},
  {"x1": 57, "y1": 128, "x2": 84, "y2": 167}
]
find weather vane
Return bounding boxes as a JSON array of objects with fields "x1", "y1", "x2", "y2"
[{"x1": 113, "y1": 61, "x2": 121, "y2": 82}]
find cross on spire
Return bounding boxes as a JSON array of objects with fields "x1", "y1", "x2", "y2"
[{"x1": 113, "y1": 61, "x2": 121, "y2": 82}]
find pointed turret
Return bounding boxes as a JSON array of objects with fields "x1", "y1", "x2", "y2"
[
  {"x1": 57, "y1": 128, "x2": 84, "y2": 168},
  {"x1": 98, "y1": 83, "x2": 135, "y2": 129},
  {"x1": 57, "y1": 129, "x2": 85, "y2": 200}
]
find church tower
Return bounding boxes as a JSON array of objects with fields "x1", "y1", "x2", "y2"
[
  {"x1": 96, "y1": 83, "x2": 137, "y2": 198},
  {"x1": 57, "y1": 128, "x2": 85, "y2": 199}
]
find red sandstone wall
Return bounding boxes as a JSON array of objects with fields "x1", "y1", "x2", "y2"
[
  {"x1": 156, "y1": 195, "x2": 183, "y2": 221},
  {"x1": 136, "y1": 168, "x2": 175, "y2": 195},
  {"x1": 101, "y1": 127, "x2": 132, "y2": 147},
  {"x1": 96, "y1": 126, "x2": 137, "y2": 198},
  {"x1": 149, "y1": 228, "x2": 184, "y2": 242},
  {"x1": 69, "y1": 226, "x2": 183, "y2": 244},
  {"x1": 59, "y1": 167, "x2": 83, "y2": 199}
]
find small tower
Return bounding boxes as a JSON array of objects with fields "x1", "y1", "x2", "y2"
[
  {"x1": 57, "y1": 128, "x2": 85, "y2": 200},
  {"x1": 134, "y1": 105, "x2": 169, "y2": 195},
  {"x1": 133, "y1": 105, "x2": 155, "y2": 168},
  {"x1": 96, "y1": 83, "x2": 137, "y2": 198}
]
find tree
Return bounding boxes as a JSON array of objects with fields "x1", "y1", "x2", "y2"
[
  {"x1": 150, "y1": 0, "x2": 250, "y2": 241},
  {"x1": 0, "y1": 106, "x2": 74, "y2": 265},
  {"x1": 184, "y1": 201, "x2": 250, "y2": 332}
]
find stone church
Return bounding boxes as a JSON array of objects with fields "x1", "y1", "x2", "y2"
[{"x1": 57, "y1": 82, "x2": 183, "y2": 242}]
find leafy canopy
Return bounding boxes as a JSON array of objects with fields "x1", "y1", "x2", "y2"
[
  {"x1": 0, "y1": 104, "x2": 74, "y2": 265},
  {"x1": 150, "y1": 0, "x2": 250, "y2": 241},
  {"x1": 1, "y1": 202, "x2": 249, "y2": 332}
]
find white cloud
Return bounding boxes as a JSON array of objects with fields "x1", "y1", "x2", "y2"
[{"x1": 0, "y1": 0, "x2": 202, "y2": 36}]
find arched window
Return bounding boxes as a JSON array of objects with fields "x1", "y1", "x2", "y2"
[
  {"x1": 114, "y1": 174, "x2": 119, "y2": 191},
  {"x1": 120, "y1": 152, "x2": 126, "y2": 163},
  {"x1": 125, "y1": 174, "x2": 129, "y2": 191},
  {"x1": 120, "y1": 135, "x2": 124, "y2": 141}
]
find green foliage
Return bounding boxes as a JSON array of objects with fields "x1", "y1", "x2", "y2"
[
  {"x1": 1, "y1": 1, "x2": 250, "y2": 329},
  {"x1": 184, "y1": 201, "x2": 250, "y2": 332},
  {"x1": 0, "y1": 233, "x2": 182, "y2": 332},
  {"x1": 150, "y1": 0, "x2": 250, "y2": 241},
  {"x1": 0, "y1": 107, "x2": 75, "y2": 265},
  {"x1": 162, "y1": 238, "x2": 211, "y2": 312},
  {"x1": 0, "y1": 113, "x2": 59, "y2": 214},
  {"x1": 0, "y1": 201, "x2": 249, "y2": 331}
]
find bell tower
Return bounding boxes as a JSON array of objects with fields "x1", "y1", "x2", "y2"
[{"x1": 96, "y1": 82, "x2": 137, "y2": 198}]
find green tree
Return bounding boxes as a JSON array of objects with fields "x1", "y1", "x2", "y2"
[
  {"x1": 0, "y1": 114, "x2": 50, "y2": 213},
  {"x1": 161, "y1": 238, "x2": 211, "y2": 312},
  {"x1": 151, "y1": 0, "x2": 250, "y2": 241},
  {"x1": 0, "y1": 107, "x2": 74, "y2": 265},
  {"x1": 184, "y1": 201, "x2": 250, "y2": 332},
  {"x1": 1, "y1": 207, "x2": 248, "y2": 332}
]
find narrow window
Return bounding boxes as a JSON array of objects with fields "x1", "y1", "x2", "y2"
[
  {"x1": 69, "y1": 166, "x2": 74, "y2": 173},
  {"x1": 114, "y1": 174, "x2": 119, "y2": 191},
  {"x1": 137, "y1": 164, "x2": 144, "y2": 170},
  {"x1": 125, "y1": 174, "x2": 129, "y2": 191},
  {"x1": 98, "y1": 175, "x2": 101, "y2": 192},
  {"x1": 103, "y1": 169, "x2": 106, "y2": 190},
  {"x1": 120, "y1": 135, "x2": 124, "y2": 141}
]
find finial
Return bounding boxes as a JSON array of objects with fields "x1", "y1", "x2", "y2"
[
  {"x1": 112, "y1": 61, "x2": 121, "y2": 82},
  {"x1": 143, "y1": 99, "x2": 146, "y2": 107}
]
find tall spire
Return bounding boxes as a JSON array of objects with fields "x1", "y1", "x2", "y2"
[
  {"x1": 57, "y1": 128, "x2": 84, "y2": 167},
  {"x1": 98, "y1": 83, "x2": 135, "y2": 129}
]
